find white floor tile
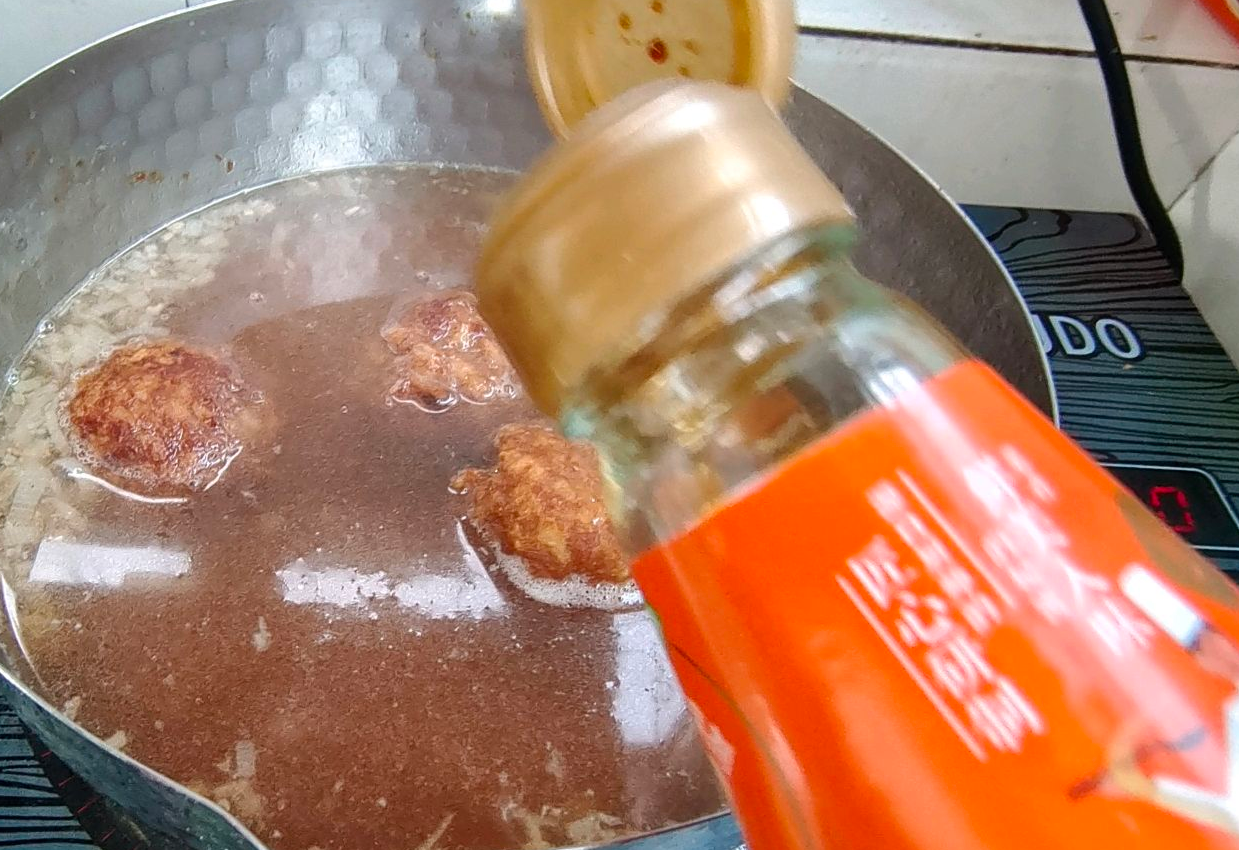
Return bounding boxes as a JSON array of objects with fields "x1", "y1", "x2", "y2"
[
  {"x1": 794, "y1": 32, "x2": 1239, "y2": 212},
  {"x1": 796, "y1": 0, "x2": 1239, "y2": 65},
  {"x1": 0, "y1": 0, "x2": 184, "y2": 95},
  {"x1": 1172, "y1": 131, "x2": 1239, "y2": 361}
]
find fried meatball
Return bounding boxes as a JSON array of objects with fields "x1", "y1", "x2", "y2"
[
  {"x1": 382, "y1": 291, "x2": 516, "y2": 412},
  {"x1": 452, "y1": 424, "x2": 628, "y2": 584},
  {"x1": 67, "y1": 341, "x2": 252, "y2": 491}
]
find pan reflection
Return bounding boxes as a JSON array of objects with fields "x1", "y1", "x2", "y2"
[
  {"x1": 30, "y1": 539, "x2": 191, "y2": 587},
  {"x1": 611, "y1": 609, "x2": 688, "y2": 748},
  {"x1": 275, "y1": 550, "x2": 507, "y2": 620}
]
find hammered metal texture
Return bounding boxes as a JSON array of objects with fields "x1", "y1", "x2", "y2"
[
  {"x1": 0, "y1": 0, "x2": 551, "y2": 367},
  {"x1": 0, "y1": 1, "x2": 1051, "y2": 847}
]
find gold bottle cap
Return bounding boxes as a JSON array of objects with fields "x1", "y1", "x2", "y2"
[
  {"x1": 524, "y1": 0, "x2": 796, "y2": 138},
  {"x1": 477, "y1": 81, "x2": 853, "y2": 416}
]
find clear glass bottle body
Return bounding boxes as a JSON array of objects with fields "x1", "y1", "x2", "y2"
[
  {"x1": 557, "y1": 221, "x2": 1239, "y2": 850},
  {"x1": 560, "y1": 222, "x2": 962, "y2": 551}
]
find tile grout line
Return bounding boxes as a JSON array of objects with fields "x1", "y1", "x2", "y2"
[
  {"x1": 797, "y1": 25, "x2": 1239, "y2": 71},
  {"x1": 1169, "y1": 125, "x2": 1239, "y2": 211}
]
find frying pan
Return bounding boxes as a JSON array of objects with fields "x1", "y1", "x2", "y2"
[{"x1": 0, "y1": 1, "x2": 1054, "y2": 848}]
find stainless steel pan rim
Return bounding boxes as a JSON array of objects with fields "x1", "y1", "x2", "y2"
[
  {"x1": 791, "y1": 99, "x2": 1059, "y2": 426},
  {"x1": 0, "y1": 1, "x2": 1054, "y2": 848}
]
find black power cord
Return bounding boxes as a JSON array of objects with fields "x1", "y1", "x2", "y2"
[{"x1": 1076, "y1": 0, "x2": 1185, "y2": 281}]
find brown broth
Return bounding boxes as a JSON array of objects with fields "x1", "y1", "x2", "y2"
[{"x1": 0, "y1": 167, "x2": 723, "y2": 850}]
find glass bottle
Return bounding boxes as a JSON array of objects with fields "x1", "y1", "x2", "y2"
[{"x1": 478, "y1": 81, "x2": 1239, "y2": 850}]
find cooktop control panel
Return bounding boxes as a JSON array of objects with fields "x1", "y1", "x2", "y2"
[{"x1": 967, "y1": 206, "x2": 1239, "y2": 573}]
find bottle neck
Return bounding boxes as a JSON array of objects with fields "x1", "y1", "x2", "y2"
[{"x1": 560, "y1": 223, "x2": 965, "y2": 550}]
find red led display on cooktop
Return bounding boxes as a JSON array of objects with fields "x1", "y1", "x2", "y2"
[{"x1": 1106, "y1": 464, "x2": 1239, "y2": 551}]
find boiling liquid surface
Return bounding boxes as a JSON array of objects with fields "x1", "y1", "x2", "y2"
[{"x1": 0, "y1": 167, "x2": 723, "y2": 850}]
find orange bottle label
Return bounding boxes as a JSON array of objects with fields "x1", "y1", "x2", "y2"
[
  {"x1": 1199, "y1": 0, "x2": 1239, "y2": 40},
  {"x1": 632, "y1": 359, "x2": 1239, "y2": 850}
]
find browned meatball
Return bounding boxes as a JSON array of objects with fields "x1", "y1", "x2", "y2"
[
  {"x1": 452, "y1": 424, "x2": 629, "y2": 585},
  {"x1": 67, "y1": 341, "x2": 253, "y2": 492},
  {"x1": 382, "y1": 291, "x2": 516, "y2": 412}
]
